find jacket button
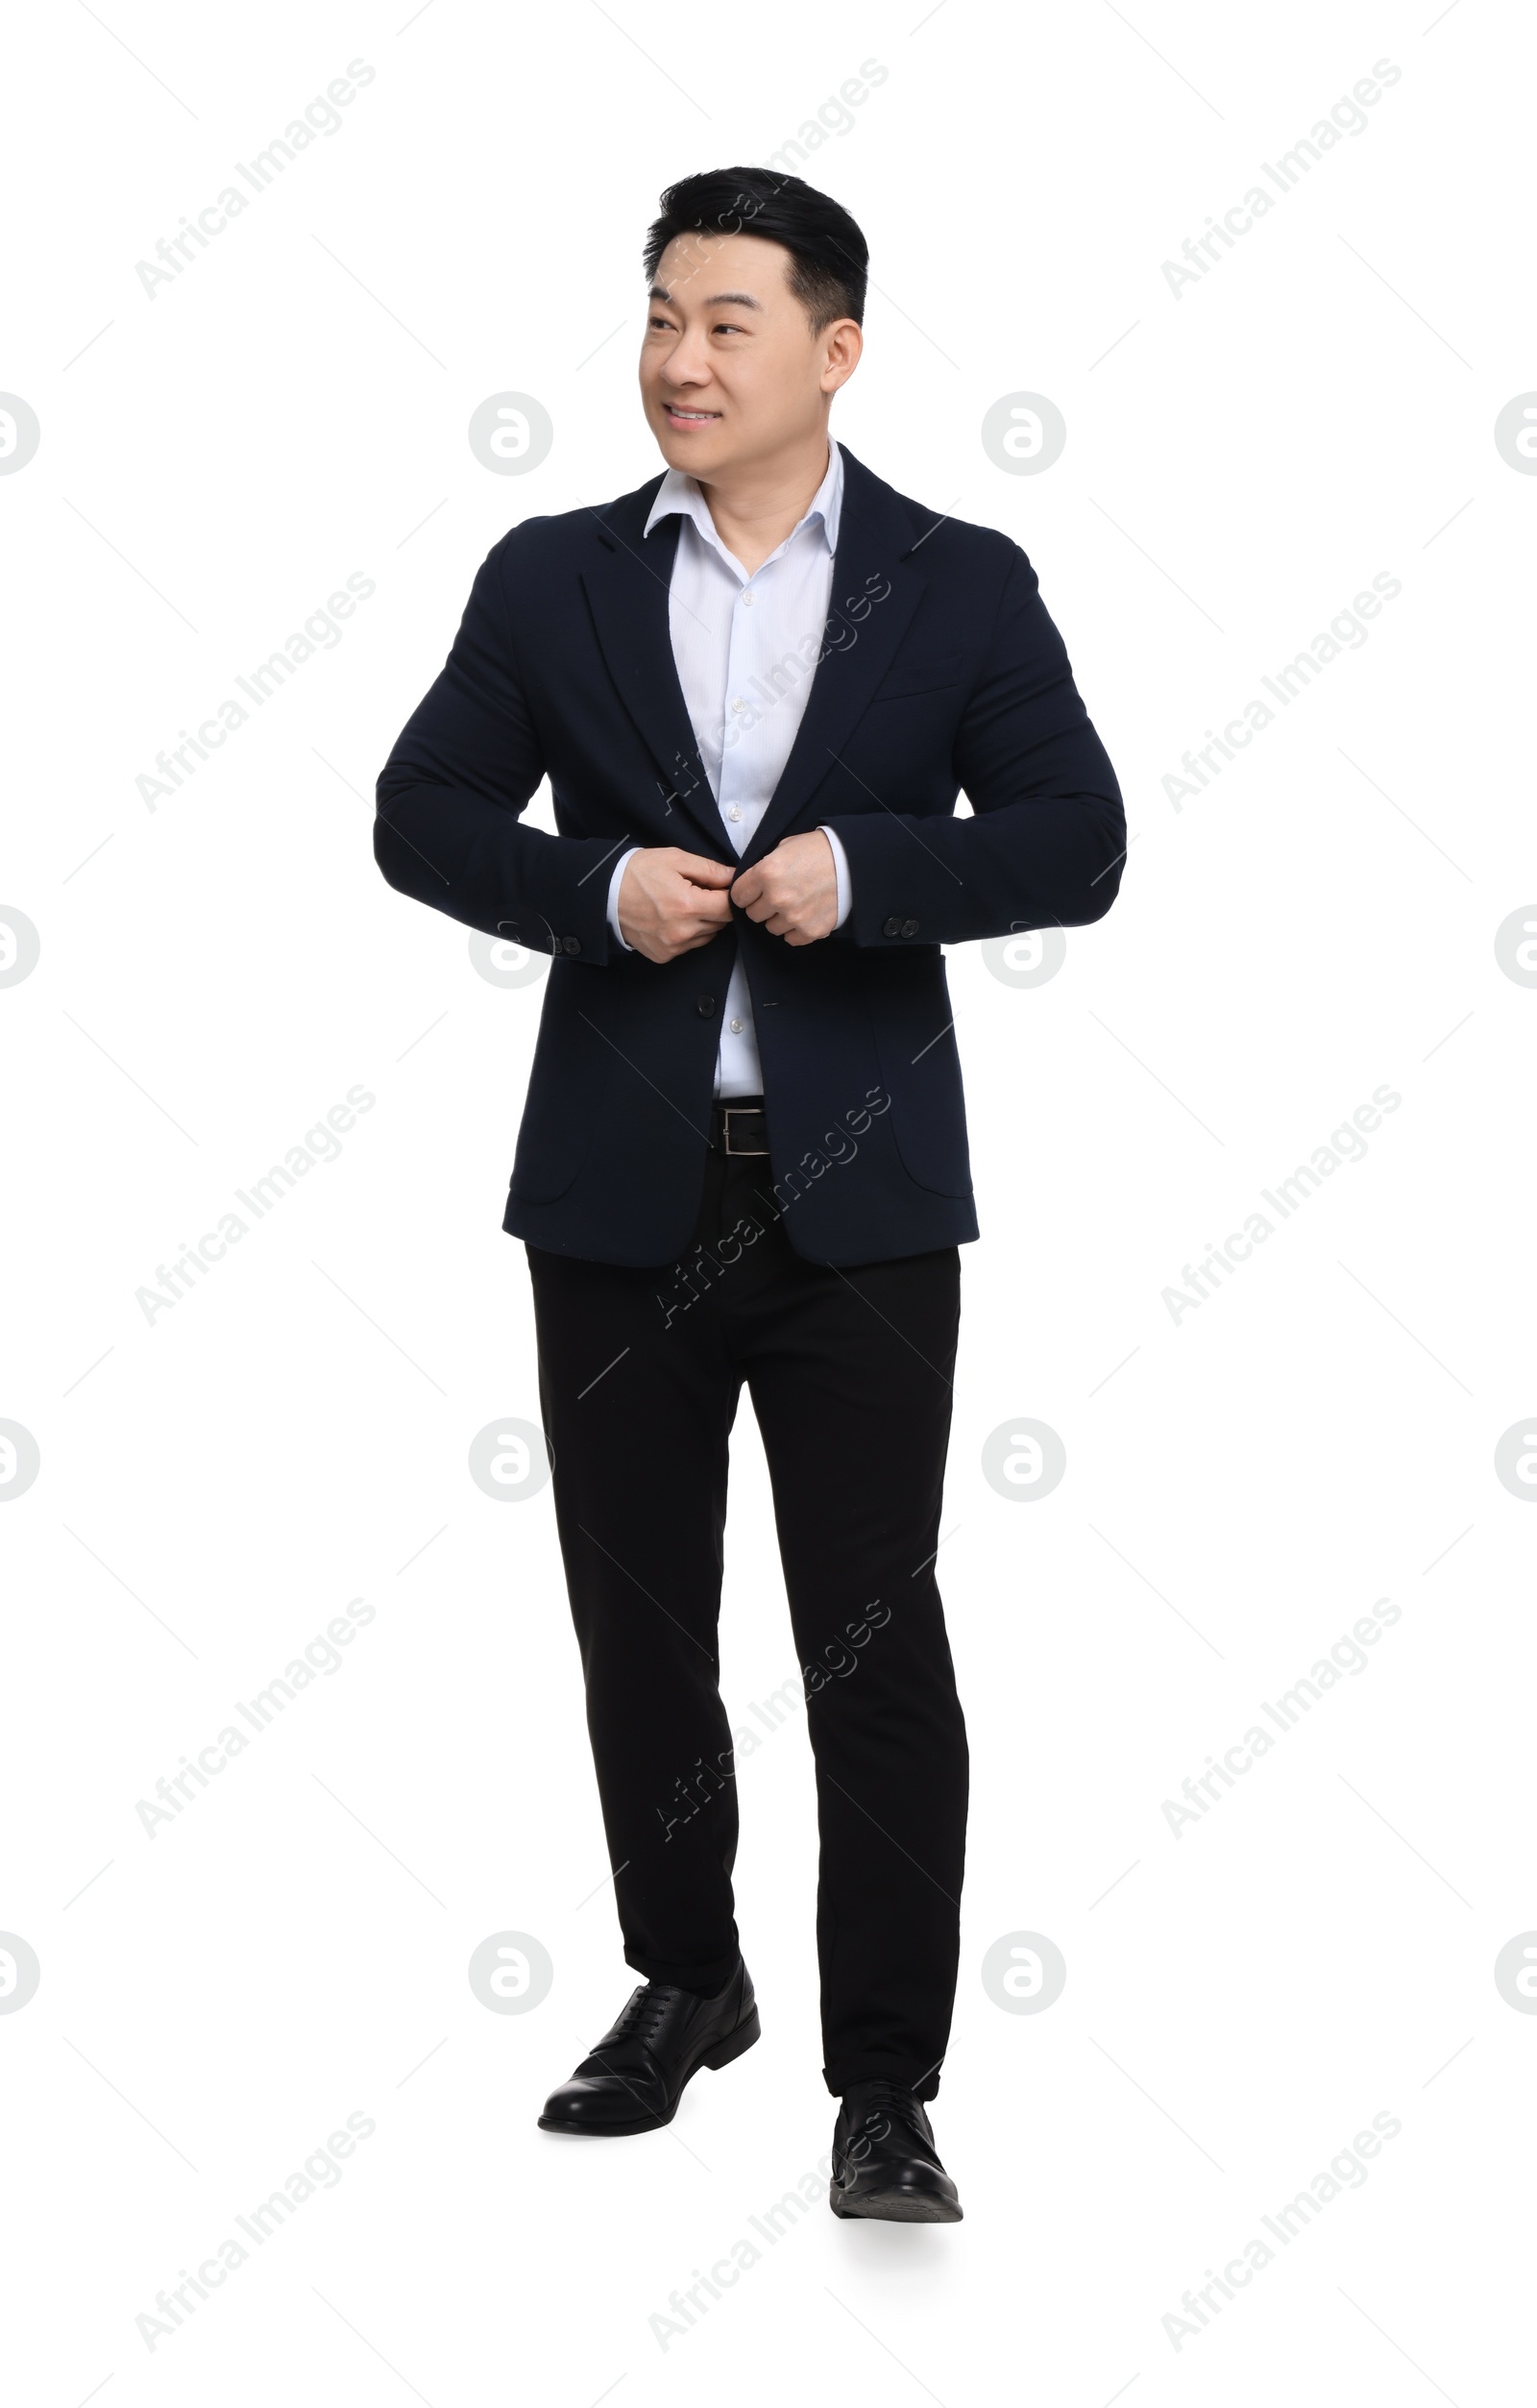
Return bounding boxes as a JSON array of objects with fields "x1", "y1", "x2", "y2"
[
  {"x1": 696, "y1": 995, "x2": 716, "y2": 1017},
  {"x1": 901, "y1": 918, "x2": 919, "y2": 938},
  {"x1": 882, "y1": 915, "x2": 902, "y2": 938},
  {"x1": 563, "y1": 935, "x2": 581, "y2": 954}
]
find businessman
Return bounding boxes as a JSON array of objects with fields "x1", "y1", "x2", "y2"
[{"x1": 374, "y1": 166, "x2": 1125, "y2": 2221}]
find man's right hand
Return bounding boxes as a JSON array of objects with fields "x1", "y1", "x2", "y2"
[{"x1": 617, "y1": 848, "x2": 736, "y2": 963}]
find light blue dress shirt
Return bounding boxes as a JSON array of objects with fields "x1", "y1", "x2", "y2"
[{"x1": 605, "y1": 436, "x2": 854, "y2": 1099}]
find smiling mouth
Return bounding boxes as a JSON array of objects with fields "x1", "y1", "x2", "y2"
[{"x1": 665, "y1": 405, "x2": 720, "y2": 423}]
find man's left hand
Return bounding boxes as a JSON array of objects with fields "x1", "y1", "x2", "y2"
[{"x1": 730, "y1": 829, "x2": 839, "y2": 946}]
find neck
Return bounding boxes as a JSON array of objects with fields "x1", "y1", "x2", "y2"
[{"x1": 695, "y1": 431, "x2": 833, "y2": 574}]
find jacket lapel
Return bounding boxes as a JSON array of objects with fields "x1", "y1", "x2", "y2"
[
  {"x1": 577, "y1": 445, "x2": 930, "y2": 866},
  {"x1": 740, "y1": 447, "x2": 927, "y2": 867},
  {"x1": 578, "y1": 488, "x2": 729, "y2": 857}
]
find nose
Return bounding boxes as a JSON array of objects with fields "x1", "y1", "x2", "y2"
[{"x1": 655, "y1": 328, "x2": 713, "y2": 390}]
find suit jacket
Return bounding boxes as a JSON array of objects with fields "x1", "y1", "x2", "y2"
[{"x1": 373, "y1": 442, "x2": 1126, "y2": 1266}]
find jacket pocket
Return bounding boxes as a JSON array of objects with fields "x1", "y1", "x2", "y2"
[
  {"x1": 507, "y1": 965, "x2": 599, "y2": 1201},
  {"x1": 863, "y1": 952, "x2": 974, "y2": 1198},
  {"x1": 868, "y1": 651, "x2": 964, "y2": 703},
  {"x1": 507, "y1": 1106, "x2": 590, "y2": 1203}
]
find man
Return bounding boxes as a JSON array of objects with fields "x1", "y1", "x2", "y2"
[{"x1": 374, "y1": 167, "x2": 1125, "y2": 2222}]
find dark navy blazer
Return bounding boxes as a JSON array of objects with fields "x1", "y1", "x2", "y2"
[{"x1": 374, "y1": 442, "x2": 1126, "y2": 1266}]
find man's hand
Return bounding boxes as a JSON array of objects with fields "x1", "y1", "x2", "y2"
[
  {"x1": 730, "y1": 829, "x2": 839, "y2": 946},
  {"x1": 616, "y1": 847, "x2": 736, "y2": 963}
]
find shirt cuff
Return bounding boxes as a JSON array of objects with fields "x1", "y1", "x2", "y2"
[
  {"x1": 820, "y1": 824, "x2": 853, "y2": 928},
  {"x1": 607, "y1": 846, "x2": 642, "y2": 951}
]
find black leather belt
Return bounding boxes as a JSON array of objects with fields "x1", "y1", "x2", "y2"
[{"x1": 708, "y1": 1096, "x2": 769, "y2": 1156}]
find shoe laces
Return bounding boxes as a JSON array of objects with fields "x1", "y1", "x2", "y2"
[
  {"x1": 612, "y1": 1982, "x2": 682, "y2": 2043},
  {"x1": 844, "y1": 2077, "x2": 923, "y2": 2132}
]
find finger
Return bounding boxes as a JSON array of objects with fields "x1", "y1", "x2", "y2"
[{"x1": 673, "y1": 912, "x2": 730, "y2": 948}]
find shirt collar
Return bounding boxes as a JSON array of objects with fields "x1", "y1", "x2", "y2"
[{"x1": 644, "y1": 434, "x2": 842, "y2": 566}]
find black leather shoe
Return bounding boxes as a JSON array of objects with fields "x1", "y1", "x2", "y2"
[
  {"x1": 538, "y1": 1958, "x2": 760, "y2": 2136},
  {"x1": 829, "y1": 2078, "x2": 964, "y2": 2221}
]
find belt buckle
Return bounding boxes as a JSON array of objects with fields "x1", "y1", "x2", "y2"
[{"x1": 721, "y1": 1106, "x2": 768, "y2": 1158}]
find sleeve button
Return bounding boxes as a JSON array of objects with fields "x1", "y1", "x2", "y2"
[
  {"x1": 882, "y1": 915, "x2": 902, "y2": 938},
  {"x1": 563, "y1": 935, "x2": 581, "y2": 954},
  {"x1": 901, "y1": 918, "x2": 919, "y2": 938}
]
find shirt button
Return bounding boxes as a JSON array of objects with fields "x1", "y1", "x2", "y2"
[
  {"x1": 696, "y1": 995, "x2": 716, "y2": 1017},
  {"x1": 727, "y1": 804, "x2": 743, "y2": 822},
  {"x1": 729, "y1": 1018, "x2": 744, "y2": 1034},
  {"x1": 741, "y1": 590, "x2": 755, "y2": 606},
  {"x1": 730, "y1": 698, "x2": 747, "y2": 714}
]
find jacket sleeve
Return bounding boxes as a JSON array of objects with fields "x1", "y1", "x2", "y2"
[
  {"x1": 821, "y1": 546, "x2": 1126, "y2": 947},
  {"x1": 374, "y1": 534, "x2": 624, "y2": 961}
]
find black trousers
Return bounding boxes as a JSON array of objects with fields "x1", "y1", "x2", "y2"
[{"x1": 524, "y1": 1131, "x2": 967, "y2": 2101}]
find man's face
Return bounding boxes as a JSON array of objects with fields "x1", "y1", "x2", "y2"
[{"x1": 639, "y1": 229, "x2": 859, "y2": 476}]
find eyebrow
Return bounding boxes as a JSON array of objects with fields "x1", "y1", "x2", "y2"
[{"x1": 647, "y1": 287, "x2": 763, "y2": 311}]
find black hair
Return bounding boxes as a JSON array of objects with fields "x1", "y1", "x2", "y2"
[{"x1": 643, "y1": 166, "x2": 868, "y2": 335}]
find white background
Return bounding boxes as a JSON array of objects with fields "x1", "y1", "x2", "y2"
[{"x1": 3, "y1": 1, "x2": 1533, "y2": 2399}]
